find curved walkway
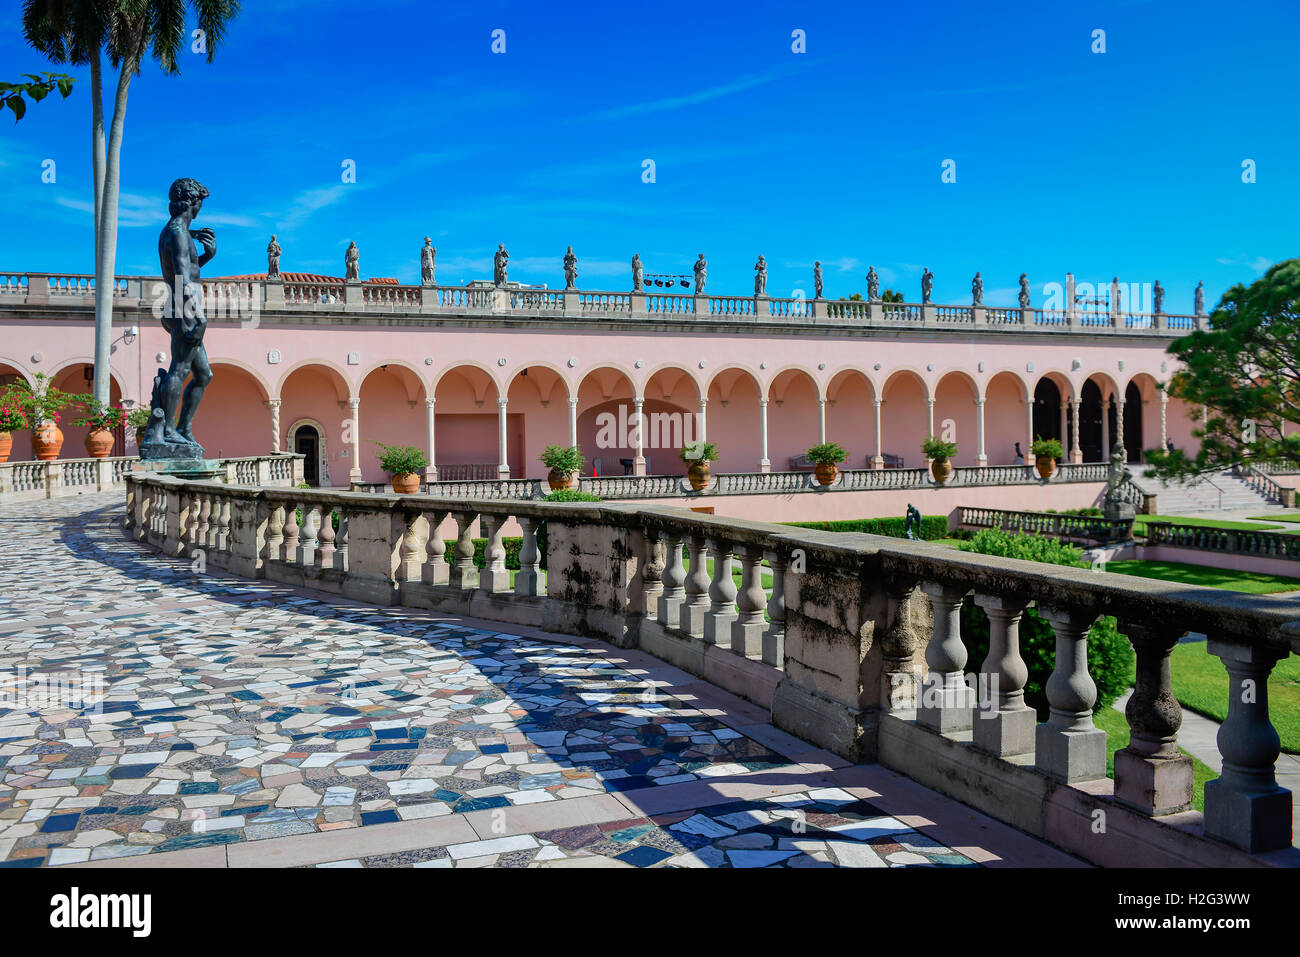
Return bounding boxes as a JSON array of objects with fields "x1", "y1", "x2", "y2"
[{"x1": 0, "y1": 493, "x2": 1081, "y2": 868}]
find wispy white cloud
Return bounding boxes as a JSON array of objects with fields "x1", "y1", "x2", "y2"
[
  {"x1": 1215, "y1": 254, "x2": 1272, "y2": 272},
  {"x1": 572, "y1": 66, "x2": 801, "y2": 124}
]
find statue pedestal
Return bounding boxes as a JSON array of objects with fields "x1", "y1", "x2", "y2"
[{"x1": 132, "y1": 458, "x2": 223, "y2": 482}]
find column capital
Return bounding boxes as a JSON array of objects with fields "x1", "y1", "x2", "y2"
[
  {"x1": 349, "y1": 397, "x2": 360, "y2": 410},
  {"x1": 759, "y1": 397, "x2": 769, "y2": 407},
  {"x1": 266, "y1": 398, "x2": 282, "y2": 409},
  {"x1": 567, "y1": 396, "x2": 578, "y2": 407},
  {"x1": 497, "y1": 396, "x2": 508, "y2": 409},
  {"x1": 975, "y1": 397, "x2": 986, "y2": 407},
  {"x1": 425, "y1": 397, "x2": 436, "y2": 409}
]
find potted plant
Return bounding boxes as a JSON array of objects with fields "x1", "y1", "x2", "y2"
[
  {"x1": 127, "y1": 406, "x2": 151, "y2": 450},
  {"x1": 922, "y1": 435, "x2": 959, "y2": 484},
  {"x1": 73, "y1": 399, "x2": 126, "y2": 458},
  {"x1": 0, "y1": 398, "x2": 23, "y2": 463},
  {"x1": 376, "y1": 443, "x2": 428, "y2": 494},
  {"x1": 540, "y1": 444, "x2": 583, "y2": 491},
  {"x1": 679, "y1": 440, "x2": 719, "y2": 491},
  {"x1": 807, "y1": 441, "x2": 848, "y2": 486},
  {"x1": 1030, "y1": 436, "x2": 1064, "y2": 479},
  {"x1": 6, "y1": 374, "x2": 82, "y2": 461}
]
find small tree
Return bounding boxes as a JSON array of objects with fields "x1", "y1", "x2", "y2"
[
  {"x1": 540, "y1": 444, "x2": 583, "y2": 473},
  {"x1": 375, "y1": 443, "x2": 427, "y2": 476},
  {"x1": 1146, "y1": 259, "x2": 1300, "y2": 478},
  {"x1": 679, "y1": 440, "x2": 718, "y2": 463},
  {"x1": 1030, "y1": 436, "x2": 1064, "y2": 461},
  {"x1": 806, "y1": 441, "x2": 847, "y2": 465},
  {"x1": 922, "y1": 435, "x2": 958, "y2": 460}
]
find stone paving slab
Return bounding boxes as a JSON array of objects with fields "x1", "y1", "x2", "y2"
[{"x1": 3, "y1": 494, "x2": 1081, "y2": 868}]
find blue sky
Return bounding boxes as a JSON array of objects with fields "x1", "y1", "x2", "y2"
[{"x1": 0, "y1": 0, "x2": 1296, "y2": 308}]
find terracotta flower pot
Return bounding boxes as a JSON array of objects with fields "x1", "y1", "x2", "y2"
[
  {"x1": 135, "y1": 426, "x2": 147, "y2": 449},
  {"x1": 814, "y1": 462, "x2": 839, "y2": 486},
  {"x1": 391, "y1": 472, "x2": 420, "y2": 494},
  {"x1": 687, "y1": 460, "x2": 711, "y2": 491},
  {"x1": 930, "y1": 457, "x2": 952, "y2": 484},
  {"x1": 32, "y1": 421, "x2": 64, "y2": 461},
  {"x1": 0, "y1": 431, "x2": 11, "y2": 463},
  {"x1": 1035, "y1": 457, "x2": 1057, "y2": 479},
  {"x1": 85, "y1": 428, "x2": 114, "y2": 458},
  {"x1": 548, "y1": 468, "x2": 576, "y2": 491}
]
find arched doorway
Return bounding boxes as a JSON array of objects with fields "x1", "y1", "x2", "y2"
[
  {"x1": 1123, "y1": 381, "x2": 1143, "y2": 462},
  {"x1": 292, "y1": 422, "x2": 322, "y2": 486},
  {"x1": 1033, "y1": 378, "x2": 1064, "y2": 448}
]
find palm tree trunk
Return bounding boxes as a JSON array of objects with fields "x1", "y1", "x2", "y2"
[
  {"x1": 91, "y1": 54, "x2": 135, "y2": 406},
  {"x1": 90, "y1": 51, "x2": 105, "y2": 266}
]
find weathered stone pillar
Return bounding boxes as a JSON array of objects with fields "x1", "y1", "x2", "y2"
[
  {"x1": 1203, "y1": 638, "x2": 1292, "y2": 852},
  {"x1": 679, "y1": 531, "x2": 710, "y2": 637},
  {"x1": 424, "y1": 397, "x2": 437, "y2": 482},
  {"x1": 1115, "y1": 397, "x2": 1125, "y2": 452},
  {"x1": 496, "y1": 397, "x2": 510, "y2": 479},
  {"x1": 697, "y1": 398, "x2": 707, "y2": 443},
  {"x1": 918, "y1": 582, "x2": 974, "y2": 732},
  {"x1": 567, "y1": 396, "x2": 578, "y2": 448},
  {"x1": 639, "y1": 532, "x2": 665, "y2": 614},
  {"x1": 515, "y1": 515, "x2": 541, "y2": 596},
  {"x1": 1070, "y1": 399, "x2": 1083, "y2": 463},
  {"x1": 758, "y1": 398, "x2": 770, "y2": 473},
  {"x1": 762, "y1": 548, "x2": 786, "y2": 667},
  {"x1": 730, "y1": 545, "x2": 766, "y2": 658},
  {"x1": 480, "y1": 513, "x2": 510, "y2": 592},
  {"x1": 817, "y1": 398, "x2": 827, "y2": 444},
  {"x1": 449, "y1": 512, "x2": 479, "y2": 590},
  {"x1": 396, "y1": 508, "x2": 421, "y2": 582},
  {"x1": 976, "y1": 397, "x2": 987, "y2": 467},
  {"x1": 1159, "y1": 390, "x2": 1168, "y2": 449},
  {"x1": 1024, "y1": 398, "x2": 1036, "y2": 467},
  {"x1": 971, "y1": 593, "x2": 1034, "y2": 757},
  {"x1": 1113, "y1": 622, "x2": 1193, "y2": 816},
  {"x1": 1036, "y1": 605, "x2": 1107, "y2": 782},
  {"x1": 873, "y1": 399, "x2": 884, "y2": 469},
  {"x1": 1101, "y1": 393, "x2": 1110, "y2": 459},
  {"x1": 268, "y1": 398, "x2": 281, "y2": 454},
  {"x1": 881, "y1": 580, "x2": 930, "y2": 712},
  {"x1": 633, "y1": 398, "x2": 646, "y2": 476},
  {"x1": 421, "y1": 509, "x2": 449, "y2": 586}
]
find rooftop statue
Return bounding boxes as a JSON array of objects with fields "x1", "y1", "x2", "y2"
[
  {"x1": 1153, "y1": 280, "x2": 1164, "y2": 314},
  {"x1": 266, "y1": 234, "x2": 281, "y2": 279},
  {"x1": 866, "y1": 266, "x2": 880, "y2": 301},
  {"x1": 344, "y1": 241, "x2": 359, "y2": 281},
  {"x1": 420, "y1": 237, "x2": 436, "y2": 285},
  {"x1": 813, "y1": 261, "x2": 823, "y2": 299},
  {"x1": 754, "y1": 255, "x2": 767, "y2": 296},
  {"x1": 632, "y1": 253, "x2": 643, "y2": 292},
  {"x1": 1018, "y1": 273, "x2": 1030, "y2": 308},
  {"x1": 921, "y1": 268, "x2": 934, "y2": 304},
  {"x1": 694, "y1": 254, "x2": 707, "y2": 295},
  {"x1": 494, "y1": 244, "x2": 509, "y2": 286},
  {"x1": 563, "y1": 246, "x2": 578, "y2": 289},
  {"x1": 1194, "y1": 280, "x2": 1205, "y2": 316},
  {"x1": 971, "y1": 271, "x2": 983, "y2": 306},
  {"x1": 1110, "y1": 276, "x2": 1121, "y2": 315},
  {"x1": 140, "y1": 177, "x2": 216, "y2": 460}
]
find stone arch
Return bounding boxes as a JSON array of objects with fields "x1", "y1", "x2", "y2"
[
  {"x1": 703, "y1": 366, "x2": 762, "y2": 473},
  {"x1": 767, "y1": 367, "x2": 821, "y2": 472},
  {"x1": 640, "y1": 365, "x2": 703, "y2": 474},
  {"x1": 880, "y1": 368, "x2": 929, "y2": 467},
  {"x1": 508, "y1": 365, "x2": 570, "y2": 479},
  {"x1": 275, "y1": 358, "x2": 353, "y2": 402},
  {"x1": 278, "y1": 362, "x2": 354, "y2": 481},
  {"x1": 49, "y1": 362, "x2": 125, "y2": 458},
  {"x1": 287, "y1": 417, "x2": 330, "y2": 487},
  {"x1": 577, "y1": 365, "x2": 637, "y2": 477},
  {"x1": 430, "y1": 359, "x2": 502, "y2": 397},
  {"x1": 933, "y1": 370, "x2": 980, "y2": 467},
  {"x1": 434, "y1": 363, "x2": 509, "y2": 480},
  {"x1": 642, "y1": 362, "x2": 704, "y2": 405},
  {"x1": 360, "y1": 358, "x2": 429, "y2": 403},
  {"x1": 357, "y1": 363, "x2": 427, "y2": 482},
  {"x1": 986, "y1": 369, "x2": 1031, "y2": 465},
  {"x1": 825, "y1": 368, "x2": 877, "y2": 470},
  {"x1": 202, "y1": 361, "x2": 273, "y2": 460}
]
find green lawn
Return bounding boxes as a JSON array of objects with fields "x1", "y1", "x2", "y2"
[
  {"x1": 1133, "y1": 514, "x2": 1285, "y2": 534},
  {"x1": 1093, "y1": 707, "x2": 1214, "y2": 812},
  {"x1": 1100, "y1": 558, "x2": 1300, "y2": 595},
  {"x1": 1168, "y1": 643, "x2": 1300, "y2": 754},
  {"x1": 1247, "y1": 513, "x2": 1300, "y2": 525}
]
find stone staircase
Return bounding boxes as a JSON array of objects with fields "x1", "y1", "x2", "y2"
[{"x1": 1131, "y1": 467, "x2": 1277, "y2": 513}]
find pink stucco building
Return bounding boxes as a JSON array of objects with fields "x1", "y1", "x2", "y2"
[{"x1": 0, "y1": 269, "x2": 1207, "y2": 487}]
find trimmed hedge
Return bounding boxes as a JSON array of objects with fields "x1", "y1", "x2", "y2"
[
  {"x1": 441, "y1": 537, "x2": 524, "y2": 570},
  {"x1": 782, "y1": 516, "x2": 950, "y2": 540}
]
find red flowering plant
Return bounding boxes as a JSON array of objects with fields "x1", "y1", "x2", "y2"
[
  {"x1": 0, "y1": 373, "x2": 82, "y2": 426},
  {"x1": 72, "y1": 398, "x2": 127, "y2": 431},
  {"x1": 0, "y1": 400, "x2": 24, "y2": 433}
]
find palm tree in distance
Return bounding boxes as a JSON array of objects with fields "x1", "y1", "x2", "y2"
[{"x1": 22, "y1": 0, "x2": 241, "y2": 405}]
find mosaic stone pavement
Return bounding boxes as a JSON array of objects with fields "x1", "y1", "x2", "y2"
[{"x1": 0, "y1": 494, "x2": 984, "y2": 868}]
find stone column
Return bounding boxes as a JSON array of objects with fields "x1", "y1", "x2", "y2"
[
  {"x1": 640, "y1": 534, "x2": 665, "y2": 615},
  {"x1": 424, "y1": 397, "x2": 437, "y2": 482},
  {"x1": 1024, "y1": 398, "x2": 1036, "y2": 467},
  {"x1": 268, "y1": 399, "x2": 282, "y2": 454},
  {"x1": 1059, "y1": 400, "x2": 1067, "y2": 452},
  {"x1": 762, "y1": 548, "x2": 786, "y2": 667},
  {"x1": 927, "y1": 398, "x2": 935, "y2": 440},
  {"x1": 567, "y1": 396, "x2": 578, "y2": 448},
  {"x1": 496, "y1": 397, "x2": 509, "y2": 479},
  {"x1": 421, "y1": 509, "x2": 449, "y2": 586},
  {"x1": 515, "y1": 516, "x2": 541, "y2": 596},
  {"x1": 1115, "y1": 397, "x2": 1125, "y2": 454},
  {"x1": 731, "y1": 545, "x2": 767, "y2": 658},
  {"x1": 817, "y1": 398, "x2": 827, "y2": 444},
  {"x1": 918, "y1": 582, "x2": 974, "y2": 732},
  {"x1": 873, "y1": 399, "x2": 884, "y2": 469},
  {"x1": 1113, "y1": 622, "x2": 1193, "y2": 816},
  {"x1": 758, "y1": 398, "x2": 770, "y2": 473},
  {"x1": 1160, "y1": 391, "x2": 1168, "y2": 449},
  {"x1": 881, "y1": 581, "x2": 928, "y2": 712},
  {"x1": 1203, "y1": 638, "x2": 1292, "y2": 852},
  {"x1": 1036, "y1": 606, "x2": 1107, "y2": 782},
  {"x1": 975, "y1": 397, "x2": 987, "y2": 467},
  {"x1": 448, "y1": 512, "x2": 479, "y2": 590},
  {"x1": 1101, "y1": 393, "x2": 1110, "y2": 460},
  {"x1": 1070, "y1": 399, "x2": 1083, "y2": 463},
  {"x1": 480, "y1": 513, "x2": 510, "y2": 592},
  {"x1": 971, "y1": 593, "x2": 1034, "y2": 757},
  {"x1": 633, "y1": 398, "x2": 646, "y2": 476},
  {"x1": 348, "y1": 397, "x2": 362, "y2": 484},
  {"x1": 697, "y1": 398, "x2": 708, "y2": 443},
  {"x1": 702, "y1": 537, "x2": 737, "y2": 646}
]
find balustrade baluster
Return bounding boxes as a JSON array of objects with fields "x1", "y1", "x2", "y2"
[
  {"x1": 1113, "y1": 622, "x2": 1193, "y2": 816},
  {"x1": 398, "y1": 509, "x2": 423, "y2": 581},
  {"x1": 639, "y1": 531, "x2": 664, "y2": 614},
  {"x1": 679, "y1": 532, "x2": 710, "y2": 637},
  {"x1": 971, "y1": 593, "x2": 1034, "y2": 756},
  {"x1": 480, "y1": 514, "x2": 510, "y2": 592},
  {"x1": 515, "y1": 515, "x2": 541, "y2": 596},
  {"x1": 1203, "y1": 638, "x2": 1293, "y2": 851},
  {"x1": 881, "y1": 580, "x2": 927, "y2": 712},
  {"x1": 449, "y1": 512, "x2": 479, "y2": 590},
  {"x1": 297, "y1": 502, "x2": 320, "y2": 566},
  {"x1": 918, "y1": 582, "x2": 975, "y2": 731},
  {"x1": 267, "y1": 504, "x2": 285, "y2": 562},
  {"x1": 1036, "y1": 606, "x2": 1107, "y2": 782},
  {"x1": 658, "y1": 532, "x2": 687, "y2": 625},
  {"x1": 762, "y1": 549, "x2": 786, "y2": 667},
  {"x1": 702, "y1": 537, "x2": 737, "y2": 645},
  {"x1": 316, "y1": 506, "x2": 336, "y2": 568},
  {"x1": 731, "y1": 545, "x2": 766, "y2": 657},
  {"x1": 422, "y1": 509, "x2": 449, "y2": 585},
  {"x1": 335, "y1": 509, "x2": 349, "y2": 571},
  {"x1": 215, "y1": 496, "x2": 232, "y2": 556},
  {"x1": 281, "y1": 501, "x2": 300, "y2": 563}
]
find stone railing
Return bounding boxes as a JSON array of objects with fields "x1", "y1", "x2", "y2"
[
  {"x1": 354, "y1": 463, "x2": 1110, "y2": 502},
  {"x1": 123, "y1": 474, "x2": 1298, "y2": 864},
  {"x1": 1144, "y1": 521, "x2": 1300, "y2": 560},
  {"x1": 0, "y1": 270, "x2": 1204, "y2": 338},
  {"x1": 0, "y1": 453, "x2": 303, "y2": 502},
  {"x1": 1237, "y1": 464, "x2": 1296, "y2": 507},
  {"x1": 959, "y1": 506, "x2": 1134, "y2": 543}
]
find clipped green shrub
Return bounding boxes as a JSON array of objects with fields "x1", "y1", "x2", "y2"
[
  {"x1": 441, "y1": 537, "x2": 524, "y2": 570},
  {"x1": 783, "y1": 515, "x2": 950, "y2": 540},
  {"x1": 956, "y1": 528, "x2": 1135, "y2": 716}
]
